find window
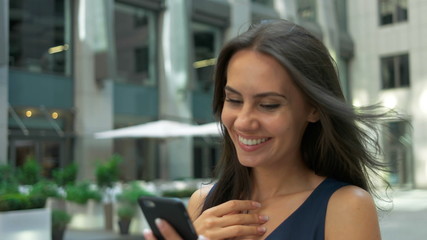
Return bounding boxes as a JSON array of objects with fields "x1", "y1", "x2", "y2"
[
  {"x1": 251, "y1": 0, "x2": 274, "y2": 8},
  {"x1": 114, "y1": 2, "x2": 156, "y2": 85},
  {"x1": 379, "y1": 0, "x2": 408, "y2": 25},
  {"x1": 297, "y1": 0, "x2": 316, "y2": 22},
  {"x1": 192, "y1": 22, "x2": 222, "y2": 91},
  {"x1": 9, "y1": 0, "x2": 71, "y2": 75},
  {"x1": 381, "y1": 54, "x2": 410, "y2": 89}
]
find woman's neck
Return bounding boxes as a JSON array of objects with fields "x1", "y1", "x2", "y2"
[{"x1": 250, "y1": 162, "x2": 322, "y2": 202}]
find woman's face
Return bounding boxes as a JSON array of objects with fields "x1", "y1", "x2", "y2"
[{"x1": 221, "y1": 50, "x2": 318, "y2": 168}]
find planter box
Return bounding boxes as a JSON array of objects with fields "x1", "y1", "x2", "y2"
[
  {"x1": 0, "y1": 208, "x2": 51, "y2": 240},
  {"x1": 66, "y1": 200, "x2": 104, "y2": 230}
]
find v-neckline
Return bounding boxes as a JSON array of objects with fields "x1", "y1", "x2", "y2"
[{"x1": 264, "y1": 178, "x2": 330, "y2": 240}]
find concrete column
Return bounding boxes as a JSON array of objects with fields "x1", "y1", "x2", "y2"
[
  {"x1": 159, "y1": 0, "x2": 193, "y2": 179},
  {"x1": 274, "y1": 0, "x2": 298, "y2": 21},
  {"x1": 226, "y1": 0, "x2": 251, "y2": 41},
  {"x1": 316, "y1": 0, "x2": 340, "y2": 61},
  {"x1": 0, "y1": 0, "x2": 9, "y2": 164},
  {"x1": 73, "y1": 0, "x2": 114, "y2": 180}
]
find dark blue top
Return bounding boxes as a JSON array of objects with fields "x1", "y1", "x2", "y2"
[{"x1": 265, "y1": 178, "x2": 349, "y2": 240}]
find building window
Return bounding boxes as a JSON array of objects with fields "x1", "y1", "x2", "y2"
[
  {"x1": 381, "y1": 54, "x2": 410, "y2": 89},
  {"x1": 297, "y1": 0, "x2": 316, "y2": 22},
  {"x1": 9, "y1": 0, "x2": 71, "y2": 76},
  {"x1": 251, "y1": 0, "x2": 274, "y2": 8},
  {"x1": 192, "y1": 22, "x2": 222, "y2": 91},
  {"x1": 379, "y1": 0, "x2": 408, "y2": 25},
  {"x1": 115, "y1": 2, "x2": 157, "y2": 85}
]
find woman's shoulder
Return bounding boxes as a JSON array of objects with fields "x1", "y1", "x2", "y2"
[
  {"x1": 325, "y1": 185, "x2": 381, "y2": 239},
  {"x1": 187, "y1": 184, "x2": 214, "y2": 220}
]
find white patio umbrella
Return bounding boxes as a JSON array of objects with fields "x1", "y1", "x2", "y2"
[
  {"x1": 94, "y1": 120, "x2": 221, "y2": 139},
  {"x1": 94, "y1": 120, "x2": 195, "y2": 139}
]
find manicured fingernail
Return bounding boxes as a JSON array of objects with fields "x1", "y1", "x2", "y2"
[
  {"x1": 252, "y1": 202, "x2": 262, "y2": 208},
  {"x1": 198, "y1": 235, "x2": 209, "y2": 240},
  {"x1": 259, "y1": 215, "x2": 269, "y2": 222},
  {"x1": 143, "y1": 228, "x2": 153, "y2": 238},
  {"x1": 258, "y1": 226, "x2": 267, "y2": 233},
  {"x1": 155, "y1": 218, "x2": 164, "y2": 229}
]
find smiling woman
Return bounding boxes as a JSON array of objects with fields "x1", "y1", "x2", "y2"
[{"x1": 143, "y1": 20, "x2": 391, "y2": 240}]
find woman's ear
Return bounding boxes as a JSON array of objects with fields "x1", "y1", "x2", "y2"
[{"x1": 307, "y1": 107, "x2": 320, "y2": 123}]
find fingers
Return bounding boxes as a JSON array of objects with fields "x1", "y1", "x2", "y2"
[
  {"x1": 204, "y1": 200, "x2": 262, "y2": 217},
  {"x1": 193, "y1": 200, "x2": 269, "y2": 240},
  {"x1": 154, "y1": 218, "x2": 184, "y2": 240},
  {"x1": 143, "y1": 229, "x2": 156, "y2": 240}
]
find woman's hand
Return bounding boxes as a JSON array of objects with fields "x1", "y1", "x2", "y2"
[
  {"x1": 143, "y1": 218, "x2": 185, "y2": 240},
  {"x1": 143, "y1": 200, "x2": 269, "y2": 240},
  {"x1": 193, "y1": 200, "x2": 269, "y2": 240}
]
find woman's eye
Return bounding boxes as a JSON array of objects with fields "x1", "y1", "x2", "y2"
[
  {"x1": 225, "y1": 98, "x2": 242, "y2": 104},
  {"x1": 260, "y1": 104, "x2": 280, "y2": 110}
]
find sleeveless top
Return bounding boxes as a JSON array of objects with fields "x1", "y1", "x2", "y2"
[{"x1": 265, "y1": 178, "x2": 349, "y2": 240}]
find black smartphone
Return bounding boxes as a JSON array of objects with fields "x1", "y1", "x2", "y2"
[{"x1": 138, "y1": 196, "x2": 198, "y2": 240}]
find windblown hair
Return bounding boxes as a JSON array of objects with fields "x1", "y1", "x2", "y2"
[{"x1": 202, "y1": 20, "x2": 390, "y2": 212}]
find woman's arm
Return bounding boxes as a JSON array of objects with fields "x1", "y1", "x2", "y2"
[{"x1": 325, "y1": 186, "x2": 382, "y2": 240}]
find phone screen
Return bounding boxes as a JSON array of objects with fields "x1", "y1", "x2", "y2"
[{"x1": 138, "y1": 196, "x2": 198, "y2": 240}]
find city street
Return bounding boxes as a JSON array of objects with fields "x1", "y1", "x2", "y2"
[{"x1": 65, "y1": 189, "x2": 427, "y2": 240}]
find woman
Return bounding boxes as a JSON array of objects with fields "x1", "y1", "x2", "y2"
[{"x1": 144, "y1": 20, "x2": 387, "y2": 240}]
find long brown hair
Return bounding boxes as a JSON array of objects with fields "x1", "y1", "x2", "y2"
[{"x1": 203, "y1": 20, "x2": 390, "y2": 211}]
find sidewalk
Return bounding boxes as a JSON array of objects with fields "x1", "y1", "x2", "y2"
[
  {"x1": 65, "y1": 229, "x2": 143, "y2": 240},
  {"x1": 65, "y1": 189, "x2": 427, "y2": 240},
  {"x1": 378, "y1": 189, "x2": 427, "y2": 240}
]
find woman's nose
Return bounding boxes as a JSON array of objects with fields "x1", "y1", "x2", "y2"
[{"x1": 234, "y1": 106, "x2": 259, "y2": 131}]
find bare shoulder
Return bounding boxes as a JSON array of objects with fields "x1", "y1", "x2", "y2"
[
  {"x1": 187, "y1": 184, "x2": 214, "y2": 221},
  {"x1": 325, "y1": 185, "x2": 381, "y2": 240}
]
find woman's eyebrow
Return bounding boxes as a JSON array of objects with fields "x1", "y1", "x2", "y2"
[{"x1": 225, "y1": 86, "x2": 287, "y2": 99}]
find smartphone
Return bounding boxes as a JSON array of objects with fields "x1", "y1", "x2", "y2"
[{"x1": 138, "y1": 196, "x2": 198, "y2": 240}]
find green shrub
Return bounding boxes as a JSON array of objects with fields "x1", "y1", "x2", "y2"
[
  {"x1": 65, "y1": 182, "x2": 102, "y2": 205},
  {"x1": 52, "y1": 209, "x2": 72, "y2": 229},
  {"x1": 116, "y1": 181, "x2": 155, "y2": 205},
  {"x1": 162, "y1": 188, "x2": 196, "y2": 198},
  {"x1": 0, "y1": 193, "x2": 46, "y2": 211},
  {"x1": 117, "y1": 204, "x2": 136, "y2": 220},
  {"x1": 52, "y1": 163, "x2": 78, "y2": 187},
  {"x1": 17, "y1": 158, "x2": 42, "y2": 185},
  {"x1": 95, "y1": 154, "x2": 122, "y2": 188},
  {"x1": 30, "y1": 180, "x2": 62, "y2": 199}
]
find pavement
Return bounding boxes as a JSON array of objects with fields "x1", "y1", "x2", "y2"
[{"x1": 65, "y1": 188, "x2": 427, "y2": 240}]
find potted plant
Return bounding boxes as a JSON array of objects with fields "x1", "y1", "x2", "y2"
[
  {"x1": 52, "y1": 163, "x2": 78, "y2": 187},
  {"x1": 117, "y1": 204, "x2": 136, "y2": 235},
  {"x1": 115, "y1": 181, "x2": 155, "y2": 234},
  {"x1": 95, "y1": 154, "x2": 122, "y2": 230},
  {"x1": 51, "y1": 209, "x2": 72, "y2": 240},
  {"x1": 65, "y1": 182, "x2": 103, "y2": 229}
]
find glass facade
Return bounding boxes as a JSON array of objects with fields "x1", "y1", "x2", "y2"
[
  {"x1": 383, "y1": 121, "x2": 413, "y2": 187},
  {"x1": 9, "y1": 0, "x2": 71, "y2": 76},
  {"x1": 192, "y1": 22, "x2": 222, "y2": 92},
  {"x1": 114, "y1": 2, "x2": 157, "y2": 85},
  {"x1": 297, "y1": 0, "x2": 317, "y2": 22}
]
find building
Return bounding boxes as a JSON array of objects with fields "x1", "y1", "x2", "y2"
[
  {"x1": 0, "y1": 0, "x2": 425, "y2": 188},
  {"x1": 348, "y1": 0, "x2": 427, "y2": 188}
]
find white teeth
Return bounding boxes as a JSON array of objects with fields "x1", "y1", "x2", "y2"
[{"x1": 238, "y1": 136, "x2": 268, "y2": 146}]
